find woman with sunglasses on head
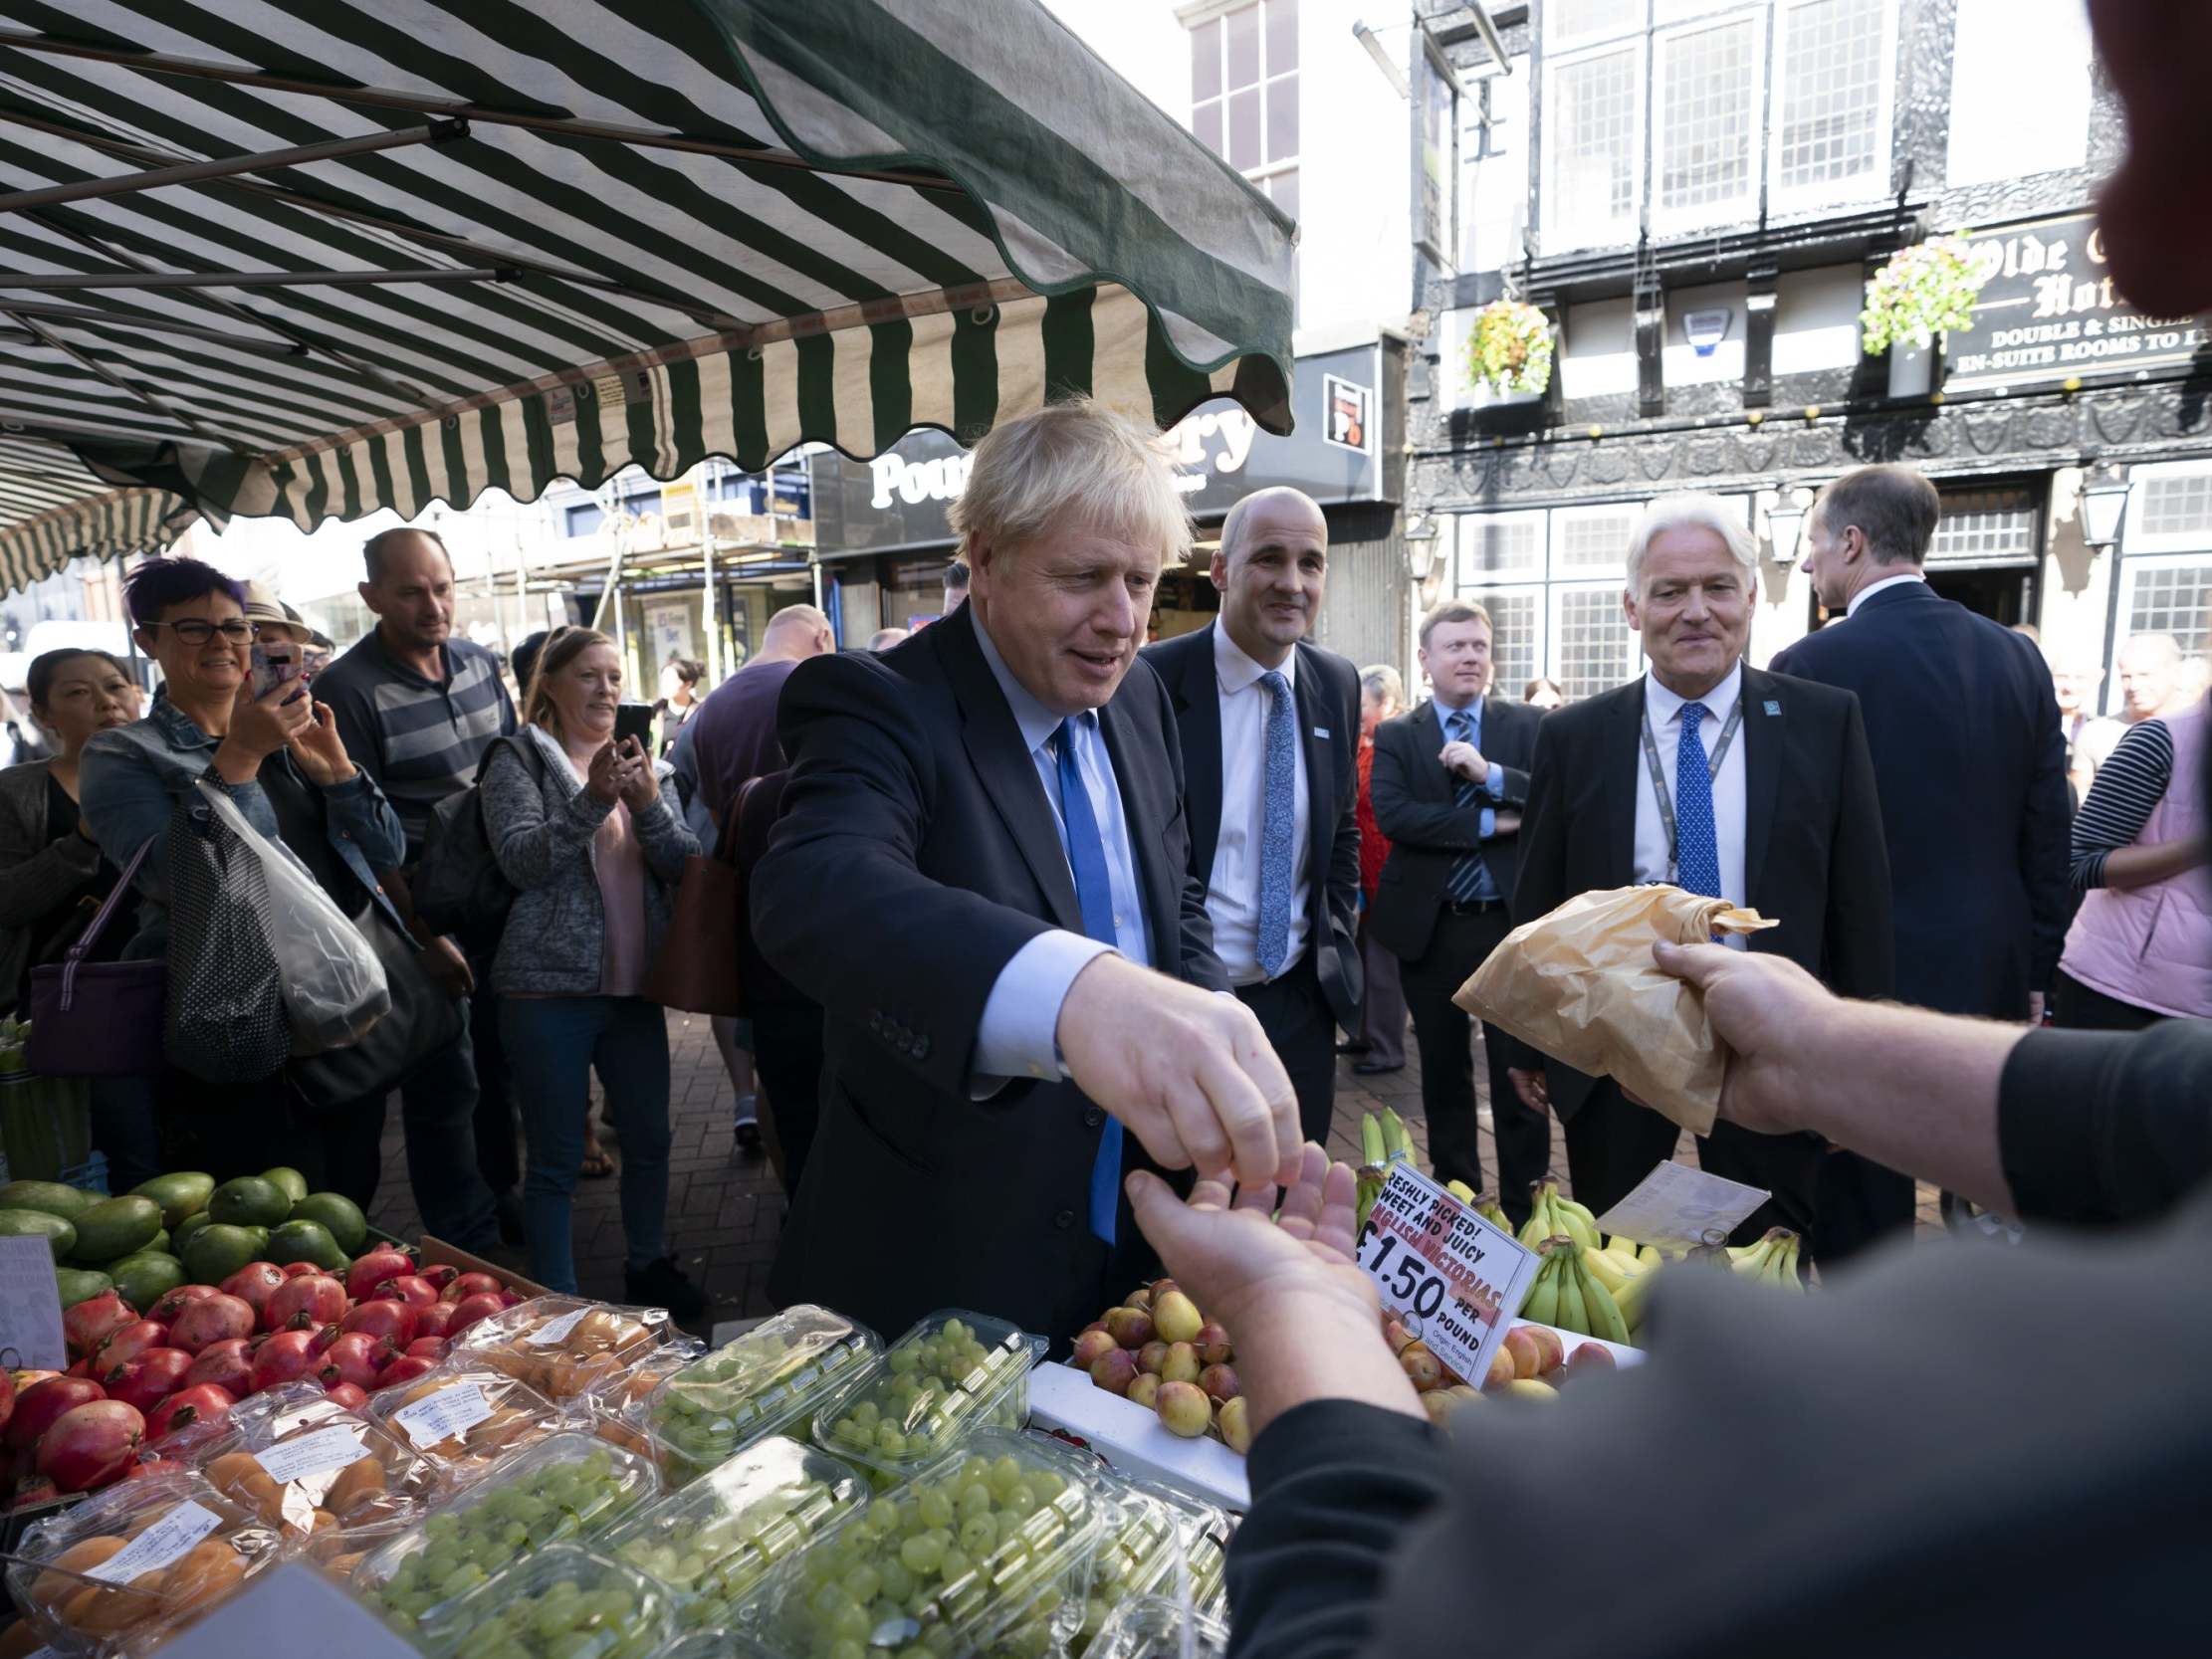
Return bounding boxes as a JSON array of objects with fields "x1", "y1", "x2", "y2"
[{"x1": 79, "y1": 559, "x2": 408, "y2": 1180}]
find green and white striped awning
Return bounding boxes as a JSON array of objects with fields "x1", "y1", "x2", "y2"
[
  {"x1": 0, "y1": 0, "x2": 1297, "y2": 592},
  {"x1": 0, "y1": 435, "x2": 192, "y2": 591}
]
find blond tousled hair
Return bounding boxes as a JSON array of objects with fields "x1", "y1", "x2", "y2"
[
  {"x1": 522, "y1": 625, "x2": 618, "y2": 733},
  {"x1": 1419, "y1": 598, "x2": 1493, "y2": 651},
  {"x1": 948, "y1": 399, "x2": 1195, "y2": 567}
]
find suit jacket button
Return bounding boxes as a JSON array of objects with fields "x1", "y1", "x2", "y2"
[
  {"x1": 1053, "y1": 1209, "x2": 1075, "y2": 1229},
  {"x1": 913, "y1": 1036, "x2": 929, "y2": 1060},
  {"x1": 1083, "y1": 1107, "x2": 1104, "y2": 1127}
]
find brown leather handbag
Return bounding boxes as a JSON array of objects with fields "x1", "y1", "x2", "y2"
[
  {"x1": 26, "y1": 838, "x2": 167, "y2": 1078},
  {"x1": 642, "y1": 778, "x2": 753, "y2": 1017}
]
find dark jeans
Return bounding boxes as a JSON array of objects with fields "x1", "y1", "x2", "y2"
[
  {"x1": 1234, "y1": 951, "x2": 1336, "y2": 1146},
  {"x1": 2054, "y1": 968, "x2": 2165, "y2": 1032},
  {"x1": 1353, "y1": 913, "x2": 1407, "y2": 1069},
  {"x1": 89, "y1": 1074, "x2": 162, "y2": 1194},
  {"x1": 503, "y1": 996, "x2": 672, "y2": 1294},
  {"x1": 751, "y1": 1002, "x2": 824, "y2": 1200},
  {"x1": 468, "y1": 977, "x2": 521, "y2": 1197},
  {"x1": 322, "y1": 1016, "x2": 501, "y2": 1251},
  {"x1": 1398, "y1": 906, "x2": 1550, "y2": 1222}
]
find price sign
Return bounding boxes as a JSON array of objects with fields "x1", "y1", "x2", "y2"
[
  {"x1": 0, "y1": 1234, "x2": 66, "y2": 1370},
  {"x1": 1356, "y1": 1163, "x2": 1539, "y2": 1390},
  {"x1": 527, "y1": 1307, "x2": 588, "y2": 1348},
  {"x1": 256, "y1": 1425, "x2": 369, "y2": 1486},
  {"x1": 89, "y1": 1501, "x2": 222, "y2": 1583},
  {"x1": 390, "y1": 1381, "x2": 491, "y2": 1450},
  {"x1": 1595, "y1": 1160, "x2": 1768, "y2": 1247}
]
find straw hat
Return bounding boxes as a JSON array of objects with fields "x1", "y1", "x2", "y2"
[{"x1": 241, "y1": 581, "x2": 311, "y2": 644}]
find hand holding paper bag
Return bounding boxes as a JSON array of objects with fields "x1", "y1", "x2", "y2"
[{"x1": 1454, "y1": 885, "x2": 1776, "y2": 1136}]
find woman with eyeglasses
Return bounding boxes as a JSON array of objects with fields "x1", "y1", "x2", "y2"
[{"x1": 79, "y1": 559, "x2": 408, "y2": 1180}]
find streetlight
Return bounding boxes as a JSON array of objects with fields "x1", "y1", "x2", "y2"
[{"x1": 1764, "y1": 495, "x2": 1812, "y2": 567}]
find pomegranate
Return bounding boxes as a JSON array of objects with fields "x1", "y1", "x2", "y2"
[
  {"x1": 183, "y1": 1340, "x2": 254, "y2": 1398},
  {"x1": 168, "y1": 1295, "x2": 257, "y2": 1354},
  {"x1": 145, "y1": 1384, "x2": 235, "y2": 1441},
  {"x1": 403, "y1": 1338, "x2": 446, "y2": 1362},
  {"x1": 318, "y1": 1334, "x2": 395, "y2": 1393},
  {"x1": 62, "y1": 1291, "x2": 136, "y2": 1361},
  {"x1": 66, "y1": 1358, "x2": 94, "y2": 1378},
  {"x1": 247, "y1": 1330, "x2": 323, "y2": 1394},
  {"x1": 412, "y1": 1303, "x2": 460, "y2": 1343},
  {"x1": 220, "y1": 1263, "x2": 289, "y2": 1323},
  {"x1": 339, "y1": 1300, "x2": 416, "y2": 1348},
  {"x1": 11, "y1": 1369, "x2": 58, "y2": 1394},
  {"x1": 324, "y1": 1381, "x2": 368, "y2": 1410},
  {"x1": 12, "y1": 1473, "x2": 57, "y2": 1508},
  {"x1": 344, "y1": 1248, "x2": 414, "y2": 1302},
  {"x1": 372, "y1": 1354, "x2": 435, "y2": 1390},
  {"x1": 36, "y1": 1400, "x2": 144, "y2": 1493},
  {"x1": 0, "y1": 1366, "x2": 14, "y2": 1438},
  {"x1": 146, "y1": 1285, "x2": 220, "y2": 1325},
  {"x1": 417, "y1": 1264, "x2": 460, "y2": 1295},
  {"x1": 90, "y1": 1321, "x2": 170, "y2": 1373},
  {"x1": 384, "y1": 1275, "x2": 444, "y2": 1312},
  {"x1": 280, "y1": 1261, "x2": 324, "y2": 1279},
  {"x1": 442, "y1": 1271, "x2": 503, "y2": 1305},
  {"x1": 104, "y1": 1349, "x2": 193, "y2": 1414},
  {"x1": 496, "y1": 1291, "x2": 525, "y2": 1308},
  {"x1": 443, "y1": 1292, "x2": 504, "y2": 1339},
  {"x1": 264, "y1": 1274, "x2": 346, "y2": 1334},
  {"x1": 7, "y1": 1376, "x2": 106, "y2": 1451}
]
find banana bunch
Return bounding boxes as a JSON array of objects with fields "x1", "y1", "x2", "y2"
[
  {"x1": 1443, "y1": 1180, "x2": 1514, "y2": 1235},
  {"x1": 1354, "y1": 1110, "x2": 1422, "y2": 1234},
  {"x1": 1585, "y1": 1233, "x2": 1666, "y2": 1341},
  {"x1": 1517, "y1": 1177, "x2": 1600, "y2": 1252},
  {"x1": 1520, "y1": 1235, "x2": 1633, "y2": 1344},
  {"x1": 1727, "y1": 1227, "x2": 1805, "y2": 1292}
]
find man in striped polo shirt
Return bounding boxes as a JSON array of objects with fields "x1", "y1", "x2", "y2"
[{"x1": 318, "y1": 525, "x2": 514, "y2": 1250}]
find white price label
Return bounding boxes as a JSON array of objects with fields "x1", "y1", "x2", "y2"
[
  {"x1": 391, "y1": 1381, "x2": 492, "y2": 1449},
  {"x1": 87, "y1": 1501, "x2": 223, "y2": 1583},
  {"x1": 256, "y1": 1424, "x2": 370, "y2": 1485},
  {"x1": 527, "y1": 1307, "x2": 589, "y2": 1348},
  {"x1": 1356, "y1": 1163, "x2": 1539, "y2": 1389}
]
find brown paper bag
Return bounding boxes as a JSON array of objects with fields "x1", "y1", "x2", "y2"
[{"x1": 1454, "y1": 885, "x2": 1776, "y2": 1135}]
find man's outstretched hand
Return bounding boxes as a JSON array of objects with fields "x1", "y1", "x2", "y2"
[{"x1": 1127, "y1": 1143, "x2": 1425, "y2": 1437}]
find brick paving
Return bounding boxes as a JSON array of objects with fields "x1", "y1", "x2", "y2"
[{"x1": 369, "y1": 1007, "x2": 1942, "y2": 1328}]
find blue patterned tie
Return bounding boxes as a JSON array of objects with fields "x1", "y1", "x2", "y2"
[
  {"x1": 1254, "y1": 670, "x2": 1296, "y2": 977},
  {"x1": 1444, "y1": 710, "x2": 1489, "y2": 903},
  {"x1": 1673, "y1": 702, "x2": 1722, "y2": 898},
  {"x1": 1054, "y1": 718, "x2": 1125, "y2": 1246}
]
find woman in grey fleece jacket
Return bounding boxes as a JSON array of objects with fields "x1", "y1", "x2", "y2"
[{"x1": 481, "y1": 626, "x2": 704, "y2": 1315}]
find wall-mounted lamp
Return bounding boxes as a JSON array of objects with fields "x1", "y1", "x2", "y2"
[
  {"x1": 1764, "y1": 498, "x2": 1810, "y2": 568},
  {"x1": 2080, "y1": 466, "x2": 2131, "y2": 552}
]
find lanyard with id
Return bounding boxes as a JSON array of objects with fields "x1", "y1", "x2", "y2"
[{"x1": 1640, "y1": 698, "x2": 1743, "y2": 885}]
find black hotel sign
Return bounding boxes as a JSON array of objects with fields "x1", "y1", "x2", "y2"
[{"x1": 1943, "y1": 212, "x2": 2207, "y2": 390}]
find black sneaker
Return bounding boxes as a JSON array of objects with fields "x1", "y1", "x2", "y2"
[
  {"x1": 495, "y1": 1190, "x2": 527, "y2": 1248},
  {"x1": 626, "y1": 1255, "x2": 708, "y2": 1320},
  {"x1": 734, "y1": 1120, "x2": 763, "y2": 1157}
]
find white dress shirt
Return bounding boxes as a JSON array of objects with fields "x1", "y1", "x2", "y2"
[
  {"x1": 1846, "y1": 571, "x2": 1925, "y2": 617},
  {"x1": 1207, "y1": 623, "x2": 1310, "y2": 985},
  {"x1": 1634, "y1": 663, "x2": 1750, "y2": 943},
  {"x1": 970, "y1": 613, "x2": 1153, "y2": 1085}
]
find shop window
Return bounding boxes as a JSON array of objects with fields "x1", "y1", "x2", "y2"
[
  {"x1": 562, "y1": 502, "x2": 604, "y2": 538},
  {"x1": 1455, "y1": 512, "x2": 1547, "y2": 585},
  {"x1": 2130, "y1": 469, "x2": 2212, "y2": 547},
  {"x1": 1548, "y1": 0, "x2": 1643, "y2": 48},
  {"x1": 1550, "y1": 582, "x2": 1642, "y2": 700},
  {"x1": 1455, "y1": 585, "x2": 1544, "y2": 701},
  {"x1": 1191, "y1": 2, "x2": 1298, "y2": 202},
  {"x1": 1654, "y1": 11, "x2": 1763, "y2": 228},
  {"x1": 1551, "y1": 505, "x2": 1640, "y2": 573}
]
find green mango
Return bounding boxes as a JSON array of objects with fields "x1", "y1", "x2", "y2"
[
  {"x1": 107, "y1": 1252, "x2": 187, "y2": 1314},
  {"x1": 207, "y1": 1176, "x2": 291, "y2": 1230},
  {"x1": 0, "y1": 1180, "x2": 98, "y2": 1222},
  {"x1": 0, "y1": 1208, "x2": 75, "y2": 1261},
  {"x1": 180, "y1": 1224, "x2": 262, "y2": 1288},
  {"x1": 258, "y1": 1166, "x2": 309, "y2": 1206},
  {"x1": 171, "y1": 1212, "x2": 213, "y2": 1255},
  {"x1": 130, "y1": 1171, "x2": 215, "y2": 1229},
  {"x1": 290, "y1": 1192, "x2": 367, "y2": 1257},
  {"x1": 68, "y1": 1194, "x2": 163, "y2": 1264},
  {"x1": 267, "y1": 1219, "x2": 348, "y2": 1274},
  {"x1": 54, "y1": 1267, "x2": 112, "y2": 1308}
]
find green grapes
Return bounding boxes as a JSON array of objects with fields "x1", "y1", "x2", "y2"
[
  {"x1": 419, "y1": 1547, "x2": 670, "y2": 1659},
  {"x1": 818, "y1": 1317, "x2": 1039, "y2": 1479},
  {"x1": 651, "y1": 1312, "x2": 877, "y2": 1486}
]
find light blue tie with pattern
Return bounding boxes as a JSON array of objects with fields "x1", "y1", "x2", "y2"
[
  {"x1": 1255, "y1": 670, "x2": 1296, "y2": 978},
  {"x1": 1674, "y1": 702, "x2": 1722, "y2": 898},
  {"x1": 1445, "y1": 709, "x2": 1490, "y2": 903}
]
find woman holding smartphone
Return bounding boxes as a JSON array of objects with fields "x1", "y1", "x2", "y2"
[{"x1": 482, "y1": 626, "x2": 704, "y2": 1314}]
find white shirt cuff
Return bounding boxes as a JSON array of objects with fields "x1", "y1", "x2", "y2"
[{"x1": 973, "y1": 930, "x2": 1115, "y2": 1092}]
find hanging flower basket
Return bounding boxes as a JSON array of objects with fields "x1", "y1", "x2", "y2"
[
  {"x1": 1466, "y1": 300, "x2": 1555, "y2": 397},
  {"x1": 1860, "y1": 235, "x2": 1987, "y2": 356}
]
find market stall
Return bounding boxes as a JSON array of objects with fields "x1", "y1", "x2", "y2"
[{"x1": 0, "y1": 0, "x2": 1296, "y2": 591}]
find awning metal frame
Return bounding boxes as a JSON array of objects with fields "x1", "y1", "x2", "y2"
[{"x1": 0, "y1": 120, "x2": 467, "y2": 214}]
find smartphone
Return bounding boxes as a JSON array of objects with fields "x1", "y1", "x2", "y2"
[
  {"x1": 613, "y1": 703, "x2": 656, "y2": 749},
  {"x1": 250, "y1": 640, "x2": 307, "y2": 703}
]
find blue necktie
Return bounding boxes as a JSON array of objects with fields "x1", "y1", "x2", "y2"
[
  {"x1": 1673, "y1": 702, "x2": 1722, "y2": 898},
  {"x1": 1444, "y1": 710, "x2": 1491, "y2": 903},
  {"x1": 1054, "y1": 718, "x2": 1125, "y2": 1246},
  {"x1": 1254, "y1": 670, "x2": 1296, "y2": 977}
]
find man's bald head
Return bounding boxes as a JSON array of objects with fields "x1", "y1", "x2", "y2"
[
  {"x1": 2119, "y1": 631, "x2": 2185, "y2": 721},
  {"x1": 1211, "y1": 488, "x2": 1328, "y2": 668},
  {"x1": 760, "y1": 603, "x2": 834, "y2": 663}
]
